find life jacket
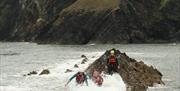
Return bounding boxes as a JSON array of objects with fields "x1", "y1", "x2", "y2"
[
  {"x1": 76, "y1": 73, "x2": 85, "y2": 84},
  {"x1": 108, "y1": 55, "x2": 116, "y2": 64}
]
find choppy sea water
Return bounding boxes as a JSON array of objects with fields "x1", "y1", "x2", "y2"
[{"x1": 0, "y1": 42, "x2": 179, "y2": 91}]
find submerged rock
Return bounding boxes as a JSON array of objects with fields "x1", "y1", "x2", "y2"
[
  {"x1": 74, "y1": 64, "x2": 79, "y2": 68},
  {"x1": 85, "y1": 49, "x2": 164, "y2": 91},
  {"x1": 92, "y1": 56, "x2": 95, "y2": 58},
  {"x1": 81, "y1": 55, "x2": 87, "y2": 58},
  {"x1": 65, "y1": 69, "x2": 73, "y2": 73},
  {"x1": 39, "y1": 69, "x2": 50, "y2": 75},
  {"x1": 24, "y1": 71, "x2": 38, "y2": 76},
  {"x1": 81, "y1": 58, "x2": 88, "y2": 64}
]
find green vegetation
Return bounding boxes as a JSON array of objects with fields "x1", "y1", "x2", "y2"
[
  {"x1": 64, "y1": 0, "x2": 119, "y2": 11},
  {"x1": 160, "y1": 0, "x2": 170, "y2": 9}
]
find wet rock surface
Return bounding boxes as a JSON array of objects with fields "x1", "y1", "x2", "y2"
[
  {"x1": 24, "y1": 69, "x2": 50, "y2": 76},
  {"x1": 24, "y1": 71, "x2": 38, "y2": 76},
  {"x1": 81, "y1": 55, "x2": 87, "y2": 58},
  {"x1": 39, "y1": 69, "x2": 50, "y2": 75},
  {"x1": 85, "y1": 49, "x2": 164, "y2": 91},
  {"x1": 81, "y1": 58, "x2": 88, "y2": 64},
  {"x1": 65, "y1": 69, "x2": 73, "y2": 73},
  {"x1": 74, "y1": 64, "x2": 79, "y2": 68}
]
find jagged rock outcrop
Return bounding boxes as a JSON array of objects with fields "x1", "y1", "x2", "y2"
[
  {"x1": 85, "y1": 49, "x2": 164, "y2": 91},
  {"x1": 23, "y1": 71, "x2": 38, "y2": 76},
  {"x1": 39, "y1": 69, "x2": 50, "y2": 75},
  {"x1": 74, "y1": 64, "x2": 79, "y2": 68},
  {"x1": 0, "y1": 0, "x2": 180, "y2": 44}
]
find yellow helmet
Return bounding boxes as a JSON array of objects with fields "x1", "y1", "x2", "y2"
[{"x1": 110, "y1": 50, "x2": 115, "y2": 54}]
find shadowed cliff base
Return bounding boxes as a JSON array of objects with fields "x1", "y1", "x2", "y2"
[
  {"x1": 85, "y1": 49, "x2": 164, "y2": 91},
  {"x1": 0, "y1": 0, "x2": 180, "y2": 44}
]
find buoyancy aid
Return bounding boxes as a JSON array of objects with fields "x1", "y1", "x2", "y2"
[
  {"x1": 108, "y1": 55, "x2": 116, "y2": 64},
  {"x1": 76, "y1": 73, "x2": 85, "y2": 84}
]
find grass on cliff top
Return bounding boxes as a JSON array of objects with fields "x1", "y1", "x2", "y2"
[{"x1": 64, "y1": 0, "x2": 120, "y2": 11}]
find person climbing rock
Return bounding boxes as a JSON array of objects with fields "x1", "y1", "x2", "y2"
[
  {"x1": 65, "y1": 71, "x2": 88, "y2": 86},
  {"x1": 106, "y1": 49, "x2": 120, "y2": 75},
  {"x1": 92, "y1": 69, "x2": 103, "y2": 86}
]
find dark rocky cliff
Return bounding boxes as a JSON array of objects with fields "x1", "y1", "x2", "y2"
[{"x1": 0, "y1": 0, "x2": 180, "y2": 44}]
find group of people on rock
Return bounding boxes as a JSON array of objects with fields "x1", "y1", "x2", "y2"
[{"x1": 65, "y1": 48, "x2": 120, "y2": 87}]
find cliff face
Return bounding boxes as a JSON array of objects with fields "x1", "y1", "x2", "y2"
[{"x1": 0, "y1": 0, "x2": 180, "y2": 44}]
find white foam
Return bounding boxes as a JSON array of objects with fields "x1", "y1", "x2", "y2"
[
  {"x1": 162, "y1": 78, "x2": 173, "y2": 82},
  {"x1": 66, "y1": 74, "x2": 126, "y2": 91},
  {"x1": 0, "y1": 86, "x2": 30, "y2": 91},
  {"x1": 88, "y1": 44, "x2": 96, "y2": 46},
  {"x1": 126, "y1": 52, "x2": 144, "y2": 55},
  {"x1": 1, "y1": 52, "x2": 126, "y2": 91},
  {"x1": 55, "y1": 52, "x2": 126, "y2": 91}
]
